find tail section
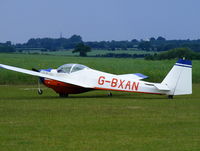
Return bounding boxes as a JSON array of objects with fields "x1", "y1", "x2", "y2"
[{"x1": 162, "y1": 59, "x2": 192, "y2": 95}]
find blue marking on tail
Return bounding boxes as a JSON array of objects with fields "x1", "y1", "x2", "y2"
[{"x1": 176, "y1": 59, "x2": 192, "y2": 65}]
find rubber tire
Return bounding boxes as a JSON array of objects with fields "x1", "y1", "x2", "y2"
[
  {"x1": 59, "y1": 93, "x2": 69, "y2": 98},
  {"x1": 38, "y1": 89, "x2": 43, "y2": 95},
  {"x1": 108, "y1": 92, "x2": 113, "y2": 96},
  {"x1": 168, "y1": 95, "x2": 174, "y2": 99}
]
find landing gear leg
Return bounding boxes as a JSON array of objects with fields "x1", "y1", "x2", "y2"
[
  {"x1": 59, "y1": 93, "x2": 69, "y2": 98},
  {"x1": 168, "y1": 95, "x2": 174, "y2": 99},
  {"x1": 37, "y1": 79, "x2": 43, "y2": 95},
  {"x1": 108, "y1": 92, "x2": 112, "y2": 96}
]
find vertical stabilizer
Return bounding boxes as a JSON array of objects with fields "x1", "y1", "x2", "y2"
[{"x1": 161, "y1": 59, "x2": 192, "y2": 95}]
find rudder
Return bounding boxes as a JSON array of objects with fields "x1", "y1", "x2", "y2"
[{"x1": 161, "y1": 59, "x2": 192, "y2": 95}]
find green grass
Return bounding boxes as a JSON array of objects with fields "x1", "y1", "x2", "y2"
[
  {"x1": 0, "y1": 53, "x2": 200, "y2": 150},
  {"x1": 0, "y1": 84, "x2": 200, "y2": 151},
  {"x1": 0, "y1": 53, "x2": 200, "y2": 84}
]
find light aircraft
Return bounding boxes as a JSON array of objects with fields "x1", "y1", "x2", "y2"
[{"x1": 0, "y1": 59, "x2": 192, "y2": 99}]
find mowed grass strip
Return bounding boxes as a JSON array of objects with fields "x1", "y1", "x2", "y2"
[{"x1": 0, "y1": 85, "x2": 199, "y2": 151}]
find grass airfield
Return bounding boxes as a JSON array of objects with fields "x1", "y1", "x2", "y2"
[
  {"x1": 0, "y1": 53, "x2": 200, "y2": 150},
  {"x1": 0, "y1": 84, "x2": 200, "y2": 151}
]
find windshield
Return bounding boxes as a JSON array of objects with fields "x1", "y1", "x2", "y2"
[{"x1": 57, "y1": 64, "x2": 89, "y2": 74}]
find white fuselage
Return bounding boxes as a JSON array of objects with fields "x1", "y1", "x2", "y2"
[{"x1": 44, "y1": 68, "x2": 166, "y2": 95}]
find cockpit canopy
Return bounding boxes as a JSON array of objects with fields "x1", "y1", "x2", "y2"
[{"x1": 57, "y1": 64, "x2": 89, "y2": 74}]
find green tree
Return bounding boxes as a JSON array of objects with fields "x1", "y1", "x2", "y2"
[
  {"x1": 0, "y1": 44, "x2": 15, "y2": 53},
  {"x1": 72, "y1": 43, "x2": 91, "y2": 57},
  {"x1": 145, "y1": 48, "x2": 200, "y2": 60},
  {"x1": 158, "y1": 48, "x2": 195, "y2": 59},
  {"x1": 138, "y1": 41, "x2": 152, "y2": 51},
  {"x1": 157, "y1": 36, "x2": 166, "y2": 41}
]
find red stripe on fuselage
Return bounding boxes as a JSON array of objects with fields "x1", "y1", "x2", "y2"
[
  {"x1": 43, "y1": 79, "x2": 91, "y2": 94},
  {"x1": 94, "y1": 87, "x2": 162, "y2": 95}
]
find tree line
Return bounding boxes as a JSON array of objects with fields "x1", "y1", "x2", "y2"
[
  {"x1": 145, "y1": 48, "x2": 200, "y2": 60},
  {"x1": 1, "y1": 35, "x2": 200, "y2": 53},
  {"x1": 0, "y1": 41, "x2": 15, "y2": 53},
  {"x1": 16, "y1": 35, "x2": 83, "y2": 50}
]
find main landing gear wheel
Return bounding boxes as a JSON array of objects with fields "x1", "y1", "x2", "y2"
[
  {"x1": 38, "y1": 89, "x2": 43, "y2": 95},
  {"x1": 59, "y1": 93, "x2": 69, "y2": 98},
  {"x1": 108, "y1": 92, "x2": 113, "y2": 96},
  {"x1": 168, "y1": 95, "x2": 174, "y2": 99}
]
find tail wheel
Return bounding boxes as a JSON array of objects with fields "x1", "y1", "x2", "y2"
[{"x1": 59, "y1": 93, "x2": 69, "y2": 98}]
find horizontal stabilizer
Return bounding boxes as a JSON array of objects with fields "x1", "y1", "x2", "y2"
[{"x1": 154, "y1": 83, "x2": 170, "y2": 91}]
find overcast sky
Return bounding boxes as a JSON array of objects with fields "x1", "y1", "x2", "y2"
[{"x1": 1, "y1": 0, "x2": 200, "y2": 43}]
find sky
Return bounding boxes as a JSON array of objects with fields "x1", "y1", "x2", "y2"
[{"x1": 0, "y1": 0, "x2": 200, "y2": 43}]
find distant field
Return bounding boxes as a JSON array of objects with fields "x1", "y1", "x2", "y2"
[
  {"x1": 0, "y1": 84, "x2": 199, "y2": 151},
  {"x1": 21, "y1": 49, "x2": 155, "y2": 56},
  {"x1": 0, "y1": 53, "x2": 200, "y2": 84}
]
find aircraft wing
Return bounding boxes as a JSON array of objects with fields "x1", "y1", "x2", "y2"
[
  {"x1": 0, "y1": 64, "x2": 92, "y2": 88},
  {"x1": 118, "y1": 73, "x2": 148, "y2": 80}
]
